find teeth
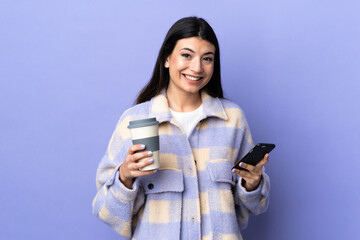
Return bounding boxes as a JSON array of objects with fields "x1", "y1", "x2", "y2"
[{"x1": 185, "y1": 75, "x2": 201, "y2": 81}]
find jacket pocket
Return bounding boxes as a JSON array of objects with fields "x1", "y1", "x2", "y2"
[
  {"x1": 206, "y1": 160, "x2": 239, "y2": 235},
  {"x1": 139, "y1": 169, "x2": 184, "y2": 194},
  {"x1": 134, "y1": 169, "x2": 184, "y2": 240},
  {"x1": 206, "y1": 159, "x2": 236, "y2": 186}
]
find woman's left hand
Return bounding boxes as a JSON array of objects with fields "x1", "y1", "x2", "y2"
[{"x1": 232, "y1": 153, "x2": 269, "y2": 192}]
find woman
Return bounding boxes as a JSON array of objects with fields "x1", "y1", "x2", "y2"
[{"x1": 92, "y1": 17, "x2": 270, "y2": 240}]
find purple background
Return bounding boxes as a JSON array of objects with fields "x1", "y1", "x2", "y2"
[{"x1": 1, "y1": 1, "x2": 359, "y2": 239}]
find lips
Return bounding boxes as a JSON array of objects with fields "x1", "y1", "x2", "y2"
[{"x1": 183, "y1": 74, "x2": 203, "y2": 81}]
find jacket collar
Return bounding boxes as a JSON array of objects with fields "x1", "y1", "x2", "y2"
[{"x1": 148, "y1": 89, "x2": 228, "y2": 124}]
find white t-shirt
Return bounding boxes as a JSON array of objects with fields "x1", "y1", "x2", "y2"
[{"x1": 169, "y1": 104, "x2": 204, "y2": 137}]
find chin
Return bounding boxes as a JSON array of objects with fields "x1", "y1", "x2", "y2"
[{"x1": 183, "y1": 86, "x2": 202, "y2": 94}]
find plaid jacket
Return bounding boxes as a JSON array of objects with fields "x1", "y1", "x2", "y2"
[{"x1": 92, "y1": 91, "x2": 270, "y2": 240}]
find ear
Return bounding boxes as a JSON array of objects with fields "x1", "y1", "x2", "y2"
[{"x1": 164, "y1": 57, "x2": 170, "y2": 68}]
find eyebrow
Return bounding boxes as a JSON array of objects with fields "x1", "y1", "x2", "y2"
[{"x1": 180, "y1": 47, "x2": 215, "y2": 56}]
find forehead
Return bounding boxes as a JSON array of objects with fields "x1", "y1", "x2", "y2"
[{"x1": 174, "y1": 37, "x2": 215, "y2": 53}]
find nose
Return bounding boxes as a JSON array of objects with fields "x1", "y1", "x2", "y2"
[{"x1": 190, "y1": 57, "x2": 203, "y2": 73}]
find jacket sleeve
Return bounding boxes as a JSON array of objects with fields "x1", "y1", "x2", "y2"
[
  {"x1": 233, "y1": 116, "x2": 270, "y2": 230},
  {"x1": 92, "y1": 116, "x2": 145, "y2": 238}
]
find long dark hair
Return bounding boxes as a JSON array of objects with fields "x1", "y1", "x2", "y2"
[{"x1": 136, "y1": 17, "x2": 223, "y2": 104}]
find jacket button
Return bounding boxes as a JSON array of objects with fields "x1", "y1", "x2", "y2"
[{"x1": 148, "y1": 183, "x2": 154, "y2": 190}]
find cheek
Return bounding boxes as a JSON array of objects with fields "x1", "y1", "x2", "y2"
[
  {"x1": 206, "y1": 65, "x2": 214, "y2": 77},
  {"x1": 202, "y1": 66, "x2": 214, "y2": 85},
  {"x1": 170, "y1": 57, "x2": 187, "y2": 71},
  {"x1": 169, "y1": 60, "x2": 183, "y2": 80}
]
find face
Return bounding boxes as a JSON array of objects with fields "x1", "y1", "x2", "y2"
[{"x1": 165, "y1": 37, "x2": 215, "y2": 96}]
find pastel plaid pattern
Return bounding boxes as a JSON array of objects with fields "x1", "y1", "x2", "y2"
[{"x1": 92, "y1": 91, "x2": 270, "y2": 240}]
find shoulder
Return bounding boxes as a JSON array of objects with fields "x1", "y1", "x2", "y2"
[
  {"x1": 219, "y1": 98, "x2": 247, "y2": 120},
  {"x1": 215, "y1": 97, "x2": 251, "y2": 131},
  {"x1": 110, "y1": 100, "x2": 153, "y2": 140},
  {"x1": 121, "y1": 101, "x2": 151, "y2": 119},
  {"x1": 116, "y1": 100, "x2": 152, "y2": 127}
]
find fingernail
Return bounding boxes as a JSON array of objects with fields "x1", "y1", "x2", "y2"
[
  {"x1": 232, "y1": 169, "x2": 237, "y2": 173},
  {"x1": 240, "y1": 163, "x2": 244, "y2": 167},
  {"x1": 147, "y1": 151, "x2": 152, "y2": 156},
  {"x1": 149, "y1": 158, "x2": 154, "y2": 163},
  {"x1": 153, "y1": 169, "x2": 158, "y2": 173},
  {"x1": 141, "y1": 144, "x2": 145, "y2": 149}
]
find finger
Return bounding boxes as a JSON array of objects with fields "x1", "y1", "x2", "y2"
[
  {"x1": 238, "y1": 162, "x2": 256, "y2": 173},
  {"x1": 256, "y1": 153, "x2": 269, "y2": 168},
  {"x1": 133, "y1": 157, "x2": 155, "y2": 170},
  {"x1": 232, "y1": 168, "x2": 253, "y2": 179},
  {"x1": 127, "y1": 150, "x2": 153, "y2": 164},
  {"x1": 233, "y1": 169, "x2": 261, "y2": 186},
  {"x1": 132, "y1": 150, "x2": 153, "y2": 162},
  {"x1": 233, "y1": 165, "x2": 262, "y2": 180},
  {"x1": 128, "y1": 144, "x2": 146, "y2": 155},
  {"x1": 131, "y1": 169, "x2": 157, "y2": 178}
]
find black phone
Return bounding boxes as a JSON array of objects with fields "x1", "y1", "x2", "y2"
[{"x1": 232, "y1": 143, "x2": 276, "y2": 171}]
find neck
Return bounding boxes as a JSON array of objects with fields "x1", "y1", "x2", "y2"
[{"x1": 166, "y1": 89, "x2": 202, "y2": 112}]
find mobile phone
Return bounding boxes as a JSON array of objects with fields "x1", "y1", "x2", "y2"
[{"x1": 232, "y1": 143, "x2": 276, "y2": 171}]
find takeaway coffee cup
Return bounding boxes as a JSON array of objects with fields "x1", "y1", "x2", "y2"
[{"x1": 127, "y1": 117, "x2": 160, "y2": 171}]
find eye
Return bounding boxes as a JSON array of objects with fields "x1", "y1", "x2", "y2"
[
  {"x1": 203, "y1": 57, "x2": 213, "y2": 62},
  {"x1": 181, "y1": 53, "x2": 191, "y2": 58}
]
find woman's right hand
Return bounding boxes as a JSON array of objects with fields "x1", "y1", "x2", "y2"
[{"x1": 119, "y1": 144, "x2": 157, "y2": 189}]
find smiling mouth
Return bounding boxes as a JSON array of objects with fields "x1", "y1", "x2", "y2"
[{"x1": 183, "y1": 74, "x2": 202, "y2": 81}]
